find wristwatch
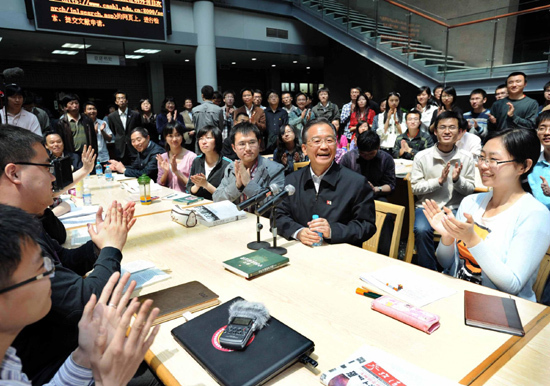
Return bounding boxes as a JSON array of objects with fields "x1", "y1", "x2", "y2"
[{"x1": 376, "y1": 187, "x2": 382, "y2": 193}]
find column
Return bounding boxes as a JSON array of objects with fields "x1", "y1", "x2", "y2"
[
  {"x1": 193, "y1": 0, "x2": 218, "y2": 100},
  {"x1": 147, "y1": 61, "x2": 165, "y2": 112}
]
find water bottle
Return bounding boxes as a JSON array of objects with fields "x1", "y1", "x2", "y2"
[
  {"x1": 83, "y1": 184, "x2": 92, "y2": 206},
  {"x1": 95, "y1": 161, "x2": 103, "y2": 177},
  {"x1": 105, "y1": 165, "x2": 113, "y2": 181},
  {"x1": 311, "y1": 214, "x2": 323, "y2": 247}
]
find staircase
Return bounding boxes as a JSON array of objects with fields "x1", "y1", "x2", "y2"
[{"x1": 302, "y1": 0, "x2": 474, "y2": 73}]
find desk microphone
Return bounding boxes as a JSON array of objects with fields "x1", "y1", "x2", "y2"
[
  {"x1": 237, "y1": 183, "x2": 281, "y2": 211},
  {"x1": 256, "y1": 185, "x2": 295, "y2": 216}
]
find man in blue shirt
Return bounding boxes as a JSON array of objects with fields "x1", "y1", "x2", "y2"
[{"x1": 529, "y1": 111, "x2": 550, "y2": 210}]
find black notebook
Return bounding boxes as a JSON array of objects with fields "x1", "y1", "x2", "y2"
[{"x1": 171, "y1": 296, "x2": 315, "y2": 386}]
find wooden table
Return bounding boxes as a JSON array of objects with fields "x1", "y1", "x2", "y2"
[{"x1": 88, "y1": 211, "x2": 550, "y2": 386}]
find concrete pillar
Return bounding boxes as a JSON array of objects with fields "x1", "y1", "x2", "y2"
[
  {"x1": 147, "y1": 61, "x2": 165, "y2": 112},
  {"x1": 193, "y1": 0, "x2": 218, "y2": 101}
]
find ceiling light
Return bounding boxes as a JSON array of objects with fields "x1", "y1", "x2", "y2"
[
  {"x1": 62, "y1": 43, "x2": 91, "y2": 49},
  {"x1": 306, "y1": 66, "x2": 311, "y2": 69},
  {"x1": 134, "y1": 49, "x2": 161, "y2": 54},
  {"x1": 251, "y1": 58, "x2": 257, "y2": 61},
  {"x1": 231, "y1": 62, "x2": 236, "y2": 65},
  {"x1": 271, "y1": 64, "x2": 276, "y2": 67},
  {"x1": 125, "y1": 55, "x2": 144, "y2": 59},
  {"x1": 0, "y1": 38, "x2": 3, "y2": 42},
  {"x1": 52, "y1": 50, "x2": 78, "y2": 55},
  {"x1": 185, "y1": 59, "x2": 190, "y2": 62},
  {"x1": 293, "y1": 60, "x2": 298, "y2": 64}
]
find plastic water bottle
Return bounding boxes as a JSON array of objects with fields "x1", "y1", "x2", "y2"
[
  {"x1": 95, "y1": 161, "x2": 103, "y2": 177},
  {"x1": 105, "y1": 165, "x2": 113, "y2": 181},
  {"x1": 83, "y1": 184, "x2": 92, "y2": 206},
  {"x1": 311, "y1": 214, "x2": 323, "y2": 247}
]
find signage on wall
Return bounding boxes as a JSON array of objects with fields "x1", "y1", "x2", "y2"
[{"x1": 32, "y1": 0, "x2": 166, "y2": 41}]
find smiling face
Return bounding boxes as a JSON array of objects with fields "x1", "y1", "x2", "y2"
[
  {"x1": 495, "y1": 87, "x2": 508, "y2": 100},
  {"x1": 131, "y1": 131, "x2": 150, "y2": 153},
  {"x1": 435, "y1": 117, "x2": 460, "y2": 151},
  {"x1": 302, "y1": 122, "x2": 337, "y2": 175},
  {"x1": 165, "y1": 101, "x2": 176, "y2": 113},
  {"x1": 417, "y1": 90, "x2": 429, "y2": 106},
  {"x1": 45, "y1": 133, "x2": 64, "y2": 158},
  {"x1": 282, "y1": 93, "x2": 292, "y2": 107},
  {"x1": 141, "y1": 100, "x2": 152, "y2": 113},
  {"x1": 242, "y1": 91, "x2": 253, "y2": 107},
  {"x1": 507, "y1": 75, "x2": 526, "y2": 97},
  {"x1": 357, "y1": 122, "x2": 370, "y2": 135},
  {"x1": 84, "y1": 104, "x2": 98, "y2": 121},
  {"x1": 282, "y1": 125, "x2": 295, "y2": 144},
  {"x1": 478, "y1": 137, "x2": 525, "y2": 189},
  {"x1": 469, "y1": 93, "x2": 486, "y2": 110},
  {"x1": 296, "y1": 94, "x2": 307, "y2": 110},
  {"x1": 538, "y1": 119, "x2": 550, "y2": 151},
  {"x1": 165, "y1": 128, "x2": 182, "y2": 151}
]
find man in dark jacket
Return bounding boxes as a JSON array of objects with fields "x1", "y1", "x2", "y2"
[
  {"x1": 107, "y1": 91, "x2": 141, "y2": 164},
  {"x1": 276, "y1": 118, "x2": 376, "y2": 247},
  {"x1": 108, "y1": 127, "x2": 166, "y2": 181}
]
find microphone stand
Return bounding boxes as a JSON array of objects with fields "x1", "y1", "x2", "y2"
[
  {"x1": 265, "y1": 207, "x2": 287, "y2": 255},
  {"x1": 247, "y1": 202, "x2": 270, "y2": 250}
]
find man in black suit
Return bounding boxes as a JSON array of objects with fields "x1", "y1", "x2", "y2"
[{"x1": 107, "y1": 91, "x2": 140, "y2": 164}]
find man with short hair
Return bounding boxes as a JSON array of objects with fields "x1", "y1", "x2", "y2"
[
  {"x1": 84, "y1": 101, "x2": 113, "y2": 166},
  {"x1": 253, "y1": 89, "x2": 265, "y2": 110},
  {"x1": 55, "y1": 94, "x2": 98, "y2": 160},
  {"x1": 411, "y1": 111, "x2": 475, "y2": 271},
  {"x1": 340, "y1": 129, "x2": 395, "y2": 201},
  {"x1": 221, "y1": 113, "x2": 249, "y2": 161},
  {"x1": 234, "y1": 88, "x2": 266, "y2": 150},
  {"x1": 393, "y1": 110, "x2": 434, "y2": 160},
  {"x1": 276, "y1": 118, "x2": 376, "y2": 247},
  {"x1": 22, "y1": 92, "x2": 51, "y2": 133},
  {"x1": 107, "y1": 91, "x2": 141, "y2": 164},
  {"x1": 528, "y1": 111, "x2": 550, "y2": 210},
  {"x1": 108, "y1": 127, "x2": 165, "y2": 180},
  {"x1": 340, "y1": 86, "x2": 362, "y2": 140},
  {"x1": 0, "y1": 84, "x2": 42, "y2": 136},
  {"x1": 456, "y1": 116, "x2": 482, "y2": 157},
  {"x1": 213, "y1": 122, "x2": 284, "y2": 205},
  {"x1": 489, "y1": 72, "x2": 538, "y2": 131},
  {"x1": 288, "y1": 92, "x2": 315, "y2": 143},
  {"x1": 44, "y1": 131, "x2": 81, "y2": 171},
  {"x1": 192, "y1": 85, "x2": 224, "y2": 134},
  {"x1": 312, "y1": 87, "x2": 340, "y2": 122},
  {"x1": 365, "y1": 90, "x2": 381, "y2": 114},
  {"x1": 221, "y1": 90, "x2": 236, "y2": 140},
  {"x1": 281, "y1": 92, "x2": 298, "y2": 115},
  {"x1": 463, "y1": 89, "x2": 491, "y2": 141},
  {"x1": 264, "y1": 90, "x2": 288, "y2": 154},
  {"x1": 494, "y1": 84, "x2": 508, "y2": 101}
]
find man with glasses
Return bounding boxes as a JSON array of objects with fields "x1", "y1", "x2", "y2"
[
  {"x1": 213, "y1": 122, "x2": 284, "y2": 206},
  {"x1": 528, "y1": 111, "x2": 550, "y2": 210},
  {"x1": 276, "y1": 118, "x2": 376, "y2": 247},
  {"x1": 411, "y1": 111, "x2": 475, "y2": 271},
  {"x1": 393, "y1": 110, "x2": 434, "y2": 160}
]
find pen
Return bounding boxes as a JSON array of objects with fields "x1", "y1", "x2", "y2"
[{"x1": 356, "y1": 288, "x2": 382, "y2": 299}]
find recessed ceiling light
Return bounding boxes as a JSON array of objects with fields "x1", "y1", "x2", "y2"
[
  {"x1": 293, "y1": 60, "x2": 298, "y2": 64},
  {"x1": 134, "y1": 49, "x2": 161, "y2": 54},
  {"x1": 271, "y1": 64, "x2": 276, "y2": 67},
  {"x1": 0, "y1": 38, "x2": 3, "y2": 42},
  {"x1": 251, "y1": 58, "x2": 257, "y2": 61},
  {"x1": 306, "y1": 66, "x2": 311, "y2": 69},
  {"x1": 125, "y1": 55, "x2": 144, "y2": 59},
  {"x1": 62, "y1": 43, "x2": 91, "y2": 49},
  {"x1": 52, "y1": 50, "x2": 78, "y2": 55},
  {"x1": 185, "y1": 59, "x2": 190, "y2": 62},
  {"x1": 231, "y1": 62, "x2": 236, "y2": 65}
]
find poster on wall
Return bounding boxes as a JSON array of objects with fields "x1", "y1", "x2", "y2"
[{"x1": 32, "y1": 0, "x2": 166, "y2": 41}]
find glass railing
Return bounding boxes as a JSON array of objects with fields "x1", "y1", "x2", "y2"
[{"x1": 292, "y1": 0, "x2": 550, "y2": 83}]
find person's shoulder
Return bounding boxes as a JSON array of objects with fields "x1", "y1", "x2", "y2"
[
  {"x1": 456, "y1": 148, "x2": 475, "y2": 161},
  {"x1": 221, "y1": 156, "x2": 233, "y2": 165},
  {"x1": 262, "y1": 157, "x2": 284, "y2": 173},
  {"x1": 151, "y1": 142, "x2": 166, "y2": 154},
  {"x1": 520, "y1": 193, "x2": 550, "y2": 217},
  {"x1": 337, "y1": 162, "x2": 366, "y2": 183},
  {"x1": 414, "y1": 146, "x2": 433, "y2": 161},
  {"x1": 523, "y1": 95, "x2": 539, "y2": 107}
]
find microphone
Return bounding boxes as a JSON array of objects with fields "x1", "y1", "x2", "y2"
[
  {"x1": 237, "y1": 183, "x2": 281, "y2": 211},
  {"x1": 256, "y1": 184, "x2": 295, "y2": 216},
  {"x1": 228, "y1": 300, "x2": 270, "y2": 331}
]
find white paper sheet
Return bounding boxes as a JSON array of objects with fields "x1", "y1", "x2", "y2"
[{"x1": 70, "y1": 228, "x2": 92, "y2": 246}]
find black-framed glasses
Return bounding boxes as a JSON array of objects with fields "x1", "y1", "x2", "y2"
[
  {"x1": 14, "y1": 162, "x2": 55, "y2": 175},
  {"x1": 0, "y1": 256, "x2": 55, "y2": 295},
  {"x1": 474, "y1": 155, "x2": 517, "y2": 168}
]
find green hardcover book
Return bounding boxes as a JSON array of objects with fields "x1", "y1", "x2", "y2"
[{"x1": 223, "y1": 248, "x2": 290, "y2": 279}]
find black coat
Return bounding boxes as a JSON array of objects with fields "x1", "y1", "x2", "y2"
[
  {"x1": 276, "y1": 162, "x2": 376, "y2": 247},
  {"x1": 107, "y1": 109, "x2": 141, "y2": 161}
]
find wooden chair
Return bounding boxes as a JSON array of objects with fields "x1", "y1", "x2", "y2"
[
  {"x1": 533, "y1": 246, "x2": 550, "y2": 303},
  {"x1": 363, "y1": 200, "x2": 405, "y2": 260},
  {"x1": 293, "y1": 161, "x2": 310, "y2": 171}
]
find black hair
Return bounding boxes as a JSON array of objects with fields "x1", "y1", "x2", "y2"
[
  {"x1": 114, "y1": 90, "x2": 128, "y2": 100},
  {"x1": 196, "y1": 125, "x2": 223, "y2": 154},
  {"x1": 507, "y1": 72, "x2": 527, "y2": 83},
  {"x1": 253, "y1": 89, "x2": 263, "y2": 96},
  {"x1": 234, "y1": 111, "x2": 249, "y2": 124},
  {"x1": 470, "y1": 88, "x2": 487, "y2": 99},
  {"x1": 440, "y1": 86, "x2": 457, "y2": 109},
  {"x1": 60, "y1": 93, "x2": 80, "y2": 108},
  {"x1": 23, "y1": 91, "x2": 35, "y2": 106},
  {"x1": 0, "y1": 204, "x2": 41, "y2": 289},
  {"x1": 137, "y1": 98, "x2": 153, "y2": 114},
  {"x1": 130, "y1": 127, "x2": 150, "y2": 139},
  {"x1": 295, "y1": 92, "x2": 307, "y2": 101},
  {"x1": 495, "y1": 84, "x2": 507, "y2": 92},
  {"x1": 0, "y1": 125, "x2": 43, "y2": 176},
  {"x1": 356, "y1": 120, "x2": 370, "y2": 135},
  {"x1": 406, "y1": 109, "x2": 422, "y2": 120},
  {"x1": 416, "y1": 86, "x2": 438, "y2": 107},
  {"x1": 302, "y1": 117, "x2": 337, "y2": 144},
  {"x1": 230, "y1": 122, "x2": 262, "y2": 144},
  {"x1": 83, "y1": 100, "x2": 97, "y2": 109},
  {"x1": 223, "y1": 90, "x2": 235, "y2": 99},
  {"x1": 357, "y1": 129, "x2": 380, "y2": 152},
  {"x1": 266, "y1": 89, "x2": 279, "y2": 100},
  {"x1": 383, "y1": 92, "x2": 403, "y2": 123},
  {"x1": 201, "y1": 85, "x2": 214, "y2": 100},
  {"x1": 160, "y1": 96, "x2": 177, "y2": 115},
  {"x1": 536, "y1": 110, "x2": 550, "y2": 127},
  {"x1": 544, "y1": 81, "x2": 550, "y2": 92},
  {"x1": 275, "y1": 124, "x2": 301, "y2": 161},
  {"x1": 485, "y1": 127, "x2": 541, "y2": 192},
  {"x1": 433, "y1": 110, "x2": 460, "y2": 130},
  {"x1": 5, "y1": 84, "x2": 23, "y2": 98},
  {"x1": 213, "y1": 91, "x2": 222, "y2": 101},
  {"x1": 317, "y1": 87, "x2": 330, "y2": 96},
  {"x1": 353, "y1": 94, "x2": 370, "y2": 115},
  {"x1": 350, "y1": 86, "x2": 363, "y2": 93},
  {"x1": 161, "y1": 122, "x2": 185, "y2": 151},
  {"x1": 433, "y1": 84, "x2": 444, "y2": 96},
  {"x1": 43, "y1": 130, "x2": 62, "y2": 141}
]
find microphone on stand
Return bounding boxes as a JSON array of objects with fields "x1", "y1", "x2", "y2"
[
  {"x1": 256, "y1": 185, "x2": 296, "y2": 217},
  {"x1": 237, "y1": 183, "x2": 281, "y2": 212}
]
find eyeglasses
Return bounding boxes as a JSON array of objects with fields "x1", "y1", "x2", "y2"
[
  {"x1": 307, "y1": 136, "x2": 337, "y2": 147},
  {"x1": 436, "y1": 125, "x2": 459, "y2": 132},
  {"x1": 14, "y1": 162, "x2": 55, "y2": 175},
  {"x1": 236, "y1": 140, "x2": 259, "y2": 149},
  {"x1": 0, "y1": 256, "x2": 55, "y2": 294},
  {"x1": 474, "y1": 155, "x2": 517, "y2": 168},
  {"x1": 537, "y1": 126, "x2": 550, "y2": 133}
]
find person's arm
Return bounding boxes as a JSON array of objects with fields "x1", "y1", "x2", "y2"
[
  {"x1": 212, "y1": 165, "x2": 240, "y2": 202},
  {"x1": 41, "y1": 352, "x2": 93, "y2": 386},
  {"x1": 410, "y1": 156, "x2": 441, "y2": 196},
  {"x1": 378, "y1": 156, "x2": 396, "y2": 194},
  {"x1": 255, "y1": 110, "x2": 266, "y2": 132},
  {"x1": 242, "y1": 162, "x2": 285, "y2": 199},
  {"x1": 29, "y1": 113, "x2": 42, "y2": 136},
  {"x1": 53, "y1": 145, "x2": 96, "y2": 197},
  {"x1": 452, "y1": 156, "x2": 476, "y2": 195},
  {"x1": 288, "y1": 110, "x2": 302, "y2": 129},
  {"x1": 340, "y1": 103, "x2": 350, "y2": 123},
  {"x1": 125, "y1": 150, "x2": 163, "y2": 178},
  {"x1": 99, "y1": 121, "x2": 113, "y2": 142},
  {"x1": 508, "y1": 100, "x2": 539, "y2": 129}
]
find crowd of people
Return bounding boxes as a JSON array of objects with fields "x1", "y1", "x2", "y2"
[{"x1": 1, "y1": 70, "x2": 550, "y2": 385}]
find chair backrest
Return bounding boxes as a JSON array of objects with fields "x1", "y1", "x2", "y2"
[
  {"x1": 403, "y1": 174, "x2": 416, "y2": 263},
  {"x1": 293, "y1": 161, "x2": 310, "y2": 171},
  {"x1": 534, "y1": 246, "x2": 550, "y2": 303},
  {"x1": 363, "y1": 200, "x2": 405, "y2": 259}
]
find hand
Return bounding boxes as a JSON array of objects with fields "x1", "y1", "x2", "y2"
[
  {"x1": 400, "y1": 140, "x2": 411, "y2": 152},
  {"x1": 308, "y1": 217, "x2": 331, "y2": 239},
  {"x1": 488, "y1": 113, "x2": 496, "y2": 124},
  {"x1": 189, "y1": 130, "x2": 195, "y2": 137},
  {"x1": 468, "y1": 119, "x2": 474, "y2": 129},
  {"x1": 234, "y1": 160, "x2": 243, "y2": 189},
  {"x1": 416, "y1": 103, "x2": 422, "y2": 111},
  {"x1": 167, "y1": 111, "x2": 173, "y2": 122},
  {"x1": 94, "y1": 201, "x2": 136, "y2": 235},
  {"x1": 297, "y1": 228, "x2": 322, "y2": 246},
  {"x1": 293, "y1": 152, "x2": 301, "y2": 162},
  {"x1": 472, "y1": 119, "x2": 478, "y2": 128},
  {"x1": 452, "y1": 161, "x2": 462, "y2": 182},
  {"x1": 367, "y1": 181, "x2": 375, "y2": 191},
  {"x1": 306, "y1": 110, "x2": 312, "y2": 120},
  {"x1": 90, "y1": 289, "x2": 159, "y2": 386},
  {"x1": 88, "y1": 201, "x2": 130, "y2": 251},
  {"x1": 438, "y1": 162, "x2": 451, "y2": 185},
  {"x1": 440, "y1": 212, "x2": 480, "y2": 248},
  {"x1": 281, "y1": 152, "x2": 288, "y2": 166},
  {"x1": 250, "y1": 110, "x2": 257, "y2": 124},
  {"x1": 541, "y1": 176, "x2": 550, "y2": 196},
  {"x1": 169, "y1": 153, "x2": 178, "y2": 172},
  {"x1": 437, "y1": 106, "x2": 445, "y2": 116},
  {"x1": 300, "y1": 109, "x2": 307, "y2": 119},
  {"x1": 156, "y1": 154, "x2": 170, "y2": 173},
  {"x1": 190, "y1": 173, "x2": 207, "y2": 188},
  {"x1": 506, "y1": 102, "x2": 515, "y2": 117},
  {"x1": 422, "y1": 199, "x2": 453, "y2": 240},
  {"x1": 81, "y1": 145, "x2": 97, "y2": 174},
  {"x1": 107, "y1": 160, "x2": 123, "y2": 173}
]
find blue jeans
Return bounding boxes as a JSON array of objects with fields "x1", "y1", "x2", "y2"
[{"x1": 414, "y1": 207, "x2": 457, "y2": 271}]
